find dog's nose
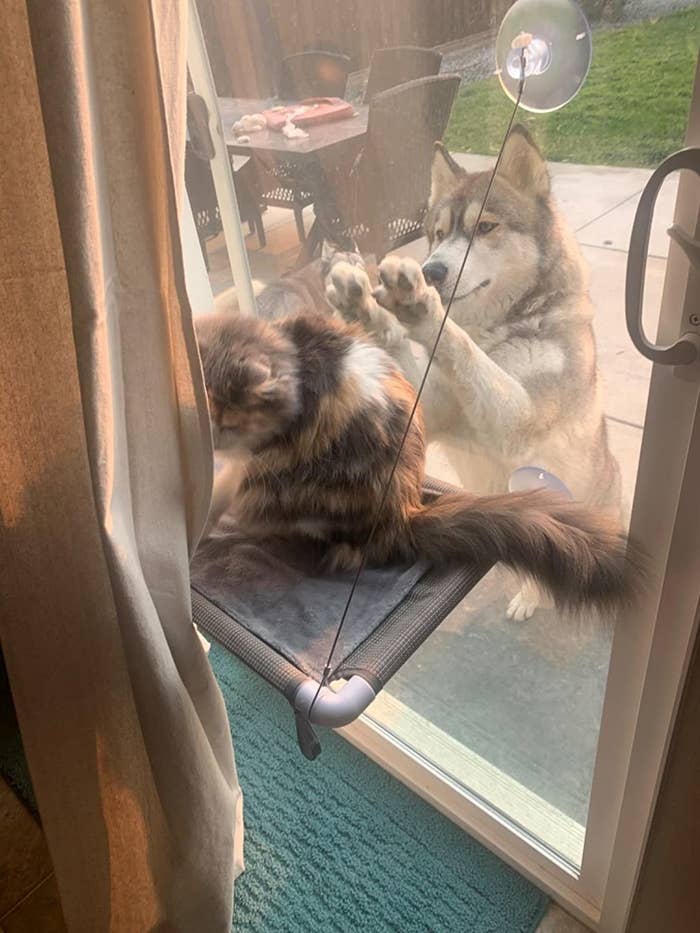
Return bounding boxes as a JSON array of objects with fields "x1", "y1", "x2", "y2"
[{"x1": 422, "y1": 261, "x2": 448, "y2": 285}]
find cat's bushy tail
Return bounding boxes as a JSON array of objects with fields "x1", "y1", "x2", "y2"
[{"x1": 409, "y1": 489, "x2": 640, "y2": 615}]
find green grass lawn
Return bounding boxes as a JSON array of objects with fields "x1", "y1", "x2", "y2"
[{"x1": 444, "y1": 7, "x2": 700, "y2": 167}]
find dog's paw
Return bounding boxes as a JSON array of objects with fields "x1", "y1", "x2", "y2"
[
  {"x1": 326, "y1": 260, "x2": 405, "y2": 348},
  {"x1": 374, "y1": 256, "x2": 429, "y2": 314},
  {"x1": 374, "y1": 256, "x2": 442, "y2": 340},
  {"x1": 506, "y1": 580, "x2": 553, "y2": 622},
  {"x1": 326, "y1": 260, "x2": 373, "y2": 316},
  {"x1": 506, "y1": 589, "x2": 539, "y2": 622}
]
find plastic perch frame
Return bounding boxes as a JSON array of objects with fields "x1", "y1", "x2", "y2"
[{"x1": 293, "y1": 675, "x2": 377, "y2": 727}]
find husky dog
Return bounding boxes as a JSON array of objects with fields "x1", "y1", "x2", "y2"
[{"x1": 326, "y1": 126, "x2": 622, "y2": 619}]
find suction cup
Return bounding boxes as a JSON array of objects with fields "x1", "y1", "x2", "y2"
[
  {"x1": 508, "y1": 466, "x2": 573, "y2": 498},
  {"x1": 496, "y1": 0, "x2": 592, "y2": 113}
]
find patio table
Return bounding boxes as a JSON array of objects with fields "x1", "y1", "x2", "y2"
[{"x1": 218, "y1": 96, "x2": 369, "y2": 263}]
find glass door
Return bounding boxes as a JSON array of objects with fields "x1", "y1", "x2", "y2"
[{"x1": 186, "y1": 0, "x2": 700, "y2": 925}]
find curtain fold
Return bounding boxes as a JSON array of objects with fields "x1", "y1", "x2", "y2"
[{"x1": 0, "y1": 1, "x2": 242, "y2": 930}]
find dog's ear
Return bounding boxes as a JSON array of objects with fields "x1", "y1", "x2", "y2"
[
  {"x1": 430, "y1": 142, "x2": 463, "y2": 205},
  {"x1": 498, "y1": 125, "x2": 550, "y2": 198}
]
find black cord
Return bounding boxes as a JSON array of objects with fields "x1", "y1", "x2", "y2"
[{"x1": 308, "y1": 57, "x2": 527, "y2": 721}]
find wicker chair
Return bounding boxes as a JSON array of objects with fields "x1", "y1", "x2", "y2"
[
  {"x1": 326, "y1": 74, "x2": 460, "y2": 260},
  {"x1": 363, "y1": 46, "x2": 443, "y2": 104},
  {"x1": 256, "y1": 50, "x2": 352, "y2": 243},
  {"x1": 253, "y1": 160, "x2": 313, "y2": 245},
  {"x1": 279, "y1": 50, "x2": 351, "y2": 99}
]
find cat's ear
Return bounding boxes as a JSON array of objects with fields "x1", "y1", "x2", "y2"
[
  {"x1": 195, "y1": 330, "x2": 209, "y2": 362},
  {"x1": 193, "y1": 315, "x2": 215, "y2": 363},
  {"x1": 247, "y1": 355, "x2": 287, "y2": 402},
  {"x1": 255, "y1": 376, "x2": 285, "y2": 400},
  {"x1": 246, "y1": 355, "x2": 272, "y2": 386}
]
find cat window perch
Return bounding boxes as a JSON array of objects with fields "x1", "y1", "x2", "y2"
[
  {"x1": 191, "y1": 0, "x2": 595, "y2": 758},
  {"x1": 192, "y1": 479, "x2": 490, "y2": 759},
  {"x1": 191, "y1": 567, "x2": 485, "y2": 760},
  {"x1": 192, "y1": 468, "x2": 572, "y2": 759}
]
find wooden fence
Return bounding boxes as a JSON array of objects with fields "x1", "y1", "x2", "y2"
[{"x1": 197, "y1": 0, "x2": 510, "y2": 98}]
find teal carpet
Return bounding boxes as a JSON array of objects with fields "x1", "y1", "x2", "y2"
[{"x1": 211, "y1": 643, "x2": 550, "y2": 933}]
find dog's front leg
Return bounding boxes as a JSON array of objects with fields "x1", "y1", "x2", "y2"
[
  {"x1": 375, "y1": 256, "x2": 534, "y2": 442},
  {"x1": 325, "y1": 260, "x2": 407, "y2": 349},
  {"x1": 326, "y1": 259, "x2": 452, "y2": 430},
  {"x1": 376, "y1": 256, "x2": 562, "y2": 621},
  {"x1": 373, "y1": 255, "x2": 448, "y2": 349},
  {"x1": 506, "y1": 576, "x2": 553, "y2": 622}
]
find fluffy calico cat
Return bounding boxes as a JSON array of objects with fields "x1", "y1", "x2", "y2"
[{"x1": 195, "y1": 260, "x2": 636, "y2": 615}]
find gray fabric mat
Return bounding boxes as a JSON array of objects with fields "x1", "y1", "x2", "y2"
[{"x1": 190, "y1": 522, "x2": 429, "y2": 679}]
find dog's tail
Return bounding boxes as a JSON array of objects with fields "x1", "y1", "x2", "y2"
[{"x1": 409, "y1": 489, "x2": 638, "y2": 615}]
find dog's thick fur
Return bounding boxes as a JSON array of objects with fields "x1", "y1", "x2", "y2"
[{"x1": 325, "y1": 127, "x2": 623, "y2": 618}]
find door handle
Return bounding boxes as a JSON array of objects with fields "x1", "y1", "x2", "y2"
[{"x1": 626, "y1": 146, "x2": 700, "y2": 365}]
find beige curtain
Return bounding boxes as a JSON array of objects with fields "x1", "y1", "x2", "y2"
[{"x1": 0, "y1": 2, "x2": 242, "y2": 930}]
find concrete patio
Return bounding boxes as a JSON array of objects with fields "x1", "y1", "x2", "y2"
[{"x1": 203, "y1": 156, "x2": 677, "y2": 867}]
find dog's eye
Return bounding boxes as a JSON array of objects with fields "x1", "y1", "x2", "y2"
[
  {"x1": 434, "y1": 230, "x2": 444, "y2": 243},
  {"x1": 477, "y1": 221, "x2": 498, "y2": 235}
]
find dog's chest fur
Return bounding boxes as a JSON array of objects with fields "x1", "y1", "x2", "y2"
[{"x1": 428, "y1": 294, "x2": 619, "y2": 512}]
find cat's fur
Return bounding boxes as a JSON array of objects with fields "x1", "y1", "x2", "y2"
[{"x1": 195, "y1": 295, "x2": 637, "y2": 616}]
